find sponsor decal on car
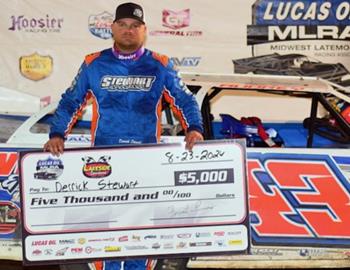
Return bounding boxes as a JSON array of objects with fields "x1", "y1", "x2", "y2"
[
  {"x1": 0, "y1": 151, "x2": 20, "y2": 239},
  {"x1": 248, "y1": 152, "x2": 350, "y2": 246},
  {"x1": 0, "y1": 152, "x2": 18, "y2": 194},
  {"x1": 0, "y1": 201, "x2": 20, "y2": 234},
  {"x1": 299, "y1": 248, "x2": 327, "y2": 257},
  {"x1": 252, "y1": 248, "x2": 283, "y2": 256}
]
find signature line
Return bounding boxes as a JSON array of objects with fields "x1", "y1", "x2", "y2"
[
  {"x1": 161, "y1": 159, "x2": 233, "y2": 165},
  {"x1": 150, "y1": 214, "x2": 236, "y2": 220}
]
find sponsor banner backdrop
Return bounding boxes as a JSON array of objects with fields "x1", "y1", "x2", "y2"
[
  {"x1": 2, "y1": 0, "x2": 349, "y2": 105},
  {"x1": 242, "y1": 0, "x2": 350, "y2": 88}
]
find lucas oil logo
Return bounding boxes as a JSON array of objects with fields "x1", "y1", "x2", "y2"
[
  {"x1": 248, "y1": 0, "x2": 350, "y2": 44},
  {"x1": 34, "y1": 157, "x2": 63, "y2": 180},
  {"x1": 101, "y1": 76, "x2": 155, "y2": 91},
  {"x1": 82, "y1": 156, "x2": 112, "y2": 178}
]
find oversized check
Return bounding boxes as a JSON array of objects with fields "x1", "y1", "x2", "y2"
[{"x1": 20, "y1": 140, "x2": 249, "y2": 264}]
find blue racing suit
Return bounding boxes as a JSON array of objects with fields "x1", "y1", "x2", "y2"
[
  {"x1": 49, "y1": 48, "x2": 203, "y2": 270},
  {"x1": 50, "y1": 48, "x2": 203, "y2": 145}
]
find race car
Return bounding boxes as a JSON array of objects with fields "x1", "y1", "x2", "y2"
[
  {"x1": 2, "y1": 72, "x2": 349, "y2": 148},
  {"x1": 1, "y1": 73, "x2": 350, "y2": 268}
]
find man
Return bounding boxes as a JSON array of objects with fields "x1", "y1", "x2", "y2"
[
  {"x1": 44, "y1": 2, "x2": 203, "y2": 155},
  {"x1": 44, "y1": 2, "x2": 203, "y2": 270}
]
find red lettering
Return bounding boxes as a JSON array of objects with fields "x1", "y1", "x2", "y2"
[
  {"x1": 248, "y1": 160, "x2": 310, "y2": 236},
  {"x1": 0, "y1": 152, "x2": 18, "y2": 176},
  {"x1": 267, "y1": 161, "x2": 350, "y2": 237}
]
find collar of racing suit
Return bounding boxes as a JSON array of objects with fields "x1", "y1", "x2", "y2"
[{"x1": 112, "y1": 45, "x2": 145, "y2": 60}]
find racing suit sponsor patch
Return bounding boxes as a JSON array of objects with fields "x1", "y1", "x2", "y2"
[{"x1": 101, "y1": 75, "x2": 155, "y2": 91}]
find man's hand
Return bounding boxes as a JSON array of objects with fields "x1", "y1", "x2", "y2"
[
  {"x1": 185, "y1": 130, "x2": 204, "y2": 151},
  {"x1": 43, "y1": 137, "x2": 65, "y2": 156}
]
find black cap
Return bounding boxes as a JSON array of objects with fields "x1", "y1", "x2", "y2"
[{"x1": 114, "y1": 2, "x2": 145, "y2": 24}]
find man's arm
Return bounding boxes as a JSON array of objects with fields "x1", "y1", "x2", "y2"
[
  {"x1": 44, "y1": 61, "x2": 91, "y2": 155},
  {"x1": 162, "y1": 57, "x2": 204, "y2": 150}
]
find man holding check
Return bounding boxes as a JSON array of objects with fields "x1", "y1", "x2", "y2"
[{"x1": 44, "y1": 2, "x2": 203, "y2": 270}]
